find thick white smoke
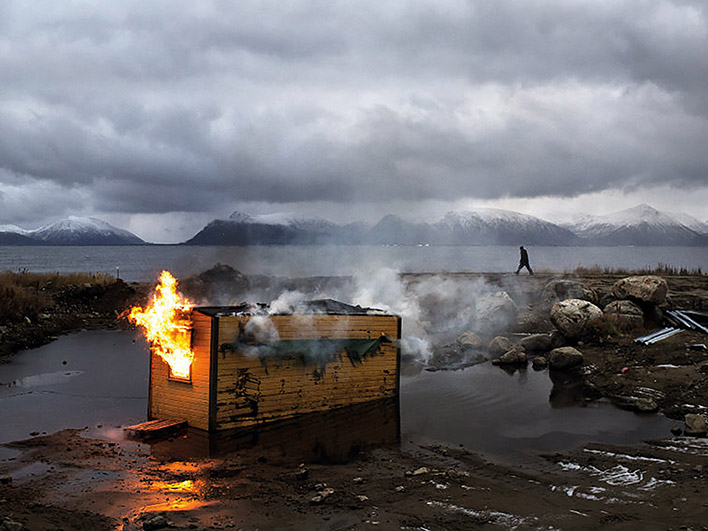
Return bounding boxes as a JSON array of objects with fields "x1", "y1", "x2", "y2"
[
  {"x1": 347, "y1": 267, "x2": 518, "y2": 362},
  {"x1": 200, "y1": 266, "x2": 520, "y2": 365}
]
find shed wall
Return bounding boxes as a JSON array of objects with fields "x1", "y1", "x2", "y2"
[
  {"x1": 148, "y1": 311, "x2": 212, "y2": 430},
  {"x1": 215, "y1": 314, "x2": 400, "y2": 430}
]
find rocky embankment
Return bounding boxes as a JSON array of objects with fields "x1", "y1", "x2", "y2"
[
  {"x1": 1, "y1": 267, "x2": 708, "y2": 530},
  {"x1": 0, "y1": 278, "x2": 143, "y2": 360},
  {"x1": 420, "y1": 272, "x2": 708, "y2": 434}
]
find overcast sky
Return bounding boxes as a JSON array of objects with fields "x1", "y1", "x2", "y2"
[{"x1": 1, "y1": 0, "x2": 707, "y2": 242}]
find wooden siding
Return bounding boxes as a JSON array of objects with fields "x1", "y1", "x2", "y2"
[
  {"x1": 214, "y1": 314, "x2": 400, "y2": 431},
  {"x1": 148, "y1": 311, "x2": 212, "y2": 430}
]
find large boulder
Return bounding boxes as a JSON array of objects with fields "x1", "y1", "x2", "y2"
[
  {"x1": 612, "y1": 275, "x2": 668, "y2": 305},
  {"x1": 487, "y1": 336, "x2": 513, "y2": 357},
  {"x1": 532, "y1": 356, "x2": 548, "y2": 370},
  {"x1": 550, "y1": 299, "x2": 603, "y2": 339},
  {"x1": 476, "y1": 291, "x2": 518, "y2": 331},
  {"x1": 517, "y1": 333, "x2": 553, "y2": 353},
  {"x1": 457, "y1": 331, "x2": 484, "y2": 350},
  {"x1": 429, "y1": 343, "x2": 485, "y2": 370},
  {"x1": 540, "y1": 280, "x2": 597, "y2": 307},
  {"x1": 603, "y1": 300, "x2": 645, "y2": 331},
  {"x1": 429, "y1": 344, "x2": 465, "y2": 368},
  {"x1": 684, "y1": 414, "x2": 707, "y2": 436},
  {"x1": 548, "y1": 346, "x2": 584, "y2": 370},
  {"x1": 491, "y1": 346, "x2": 527, "y2": 366}
]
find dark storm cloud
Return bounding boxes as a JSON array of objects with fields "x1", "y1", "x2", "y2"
[{"x1": 1, "y1": 0, "x2": 707, "y2": 220}]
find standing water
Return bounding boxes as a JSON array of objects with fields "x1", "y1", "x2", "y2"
[
  {"x1": 0, "y1": 331, "x2": 149, "y2": 446},
  {"x1": 0, "y1": 331, "x2": 673, "y2": 462},
  {"x1": 401, "y1": 364, "x2": 673, "y2": 463},
  {"x1": 0, "y1": 245, "x2": 706, "y2": 281}
]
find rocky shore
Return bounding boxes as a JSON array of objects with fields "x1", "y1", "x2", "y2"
[{"x1": 1, "y1": 268, "x2": 707, "y2": 530}]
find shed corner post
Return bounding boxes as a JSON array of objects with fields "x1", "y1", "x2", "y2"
[
  {"x1": 208, "y1": 316, "x2": 220, "y2": 432},
  {"x1": 147, "y1": 348, "x2": 154, "y2": 420},
  {"x1": 395, "y1": 315, "x2": 402, "y2": 439}
]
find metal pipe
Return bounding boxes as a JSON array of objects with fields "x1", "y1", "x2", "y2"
[
  {"x1": 644, "y1": 328, "x2": 682, "y2": 344},
  {"x1": 635, "y1": 327, "x2": 675, "y2": 343},
  {"x1": 635, "y1": 327, "x2": 681, "y2": 345},
  {"x1": 667, "y1": 310, "x2": 694, "y2": 329}
]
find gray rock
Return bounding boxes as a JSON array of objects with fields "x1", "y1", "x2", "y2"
[
  {"x1": 477, "y1": 291, "x2": 518, "y2": 331},
  {"x1": 143, "y1": 515, "x2": 169, "y2": 531},
  {"x1": 603, "y1": 300, "x2": 645, "y2": 331},
  {"x1": 632, "y1": 397, "x2": 659, "y2": 413},
  {"x1": 684, "y1": 414, "x2": 707, "y2": 436},
  {"x1": 492, "y1": 346, "x2": 527, "y2": 366},
  {"x1": 1, "y1": 517, "x2": 24, "y2": 531},
  {"x1": 457, "y1": 331, "x2": 483, "y2": 349},
  {"x1": 518, "y1": 334, "x2": 553, "y2": 353},
  {"x1": 611, "y1": 395, "x2": 659, "y2": 413},
  {"x1": 550, "y1": 299, "x2": 603, "y2": 339},
  {"x1": 532, "y1": 356, "x2": 548, "y2": 370},
  {"x1": 487, "y1": 336, "x2": 513, "y2": 356},
  {"x1": 429, "y1": 344, "x2": 465, "y2": 368},
  {"x1": 540, "y1": 280, "x2": 597, "y2": 307},
  {"x1": 548, "y1": 347, "x2": 584, "y2": 370},
  {"x1": 612, "y1": 275, "x2": 668, "y2": 305}
]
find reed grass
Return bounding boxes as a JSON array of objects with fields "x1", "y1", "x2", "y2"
[
  {"x1": 570, "y1": 263, "x2": 704, "y2": 276},
  {"x1": 0, "y1": 271, "x2": 114, "y2": 324}
]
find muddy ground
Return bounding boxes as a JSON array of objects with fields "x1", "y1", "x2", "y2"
[{"x1": 1, "y1": 270, "x2": 707, "y2": 530}]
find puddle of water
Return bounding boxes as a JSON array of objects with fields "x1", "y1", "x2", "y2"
[
  {"x1": 0, "y1": 447, "x2": 21, "y2": 461},
  {"x1": 401, "y1": 364, "x2": 674, "y2": 463},
  {"x1": 401, "y1": 364, "x2": 672, "y2": 462},
  {"x1": 0, "y1": 330, "x2": 149, "y2": 444},
  {"x1": 1, "y1": 330, "x2": 675, "y2": 464},
  {"x1": 8, "y1": 461, "x2": 54, "y2": 482},
  {"x1": 4, "y1": 370, "x2": 84, "y2": 388}
]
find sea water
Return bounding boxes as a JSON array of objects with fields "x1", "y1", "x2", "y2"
[{"x1": 0, "y1": 245, "x2": 705, "y2": 282}]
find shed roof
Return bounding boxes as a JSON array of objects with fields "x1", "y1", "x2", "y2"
[{"x1": 194, "y1": 298, "x2": 391, "y2": 317}]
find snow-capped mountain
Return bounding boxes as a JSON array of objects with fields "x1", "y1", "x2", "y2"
[
  {"x1": 432, "y1": 209, "x2": 578, "y2": 245},
  {"x1": 0, "y1": 217, "x2": 144, "y2": 245},
  {"x1": 0, "y1": 225, "x2": 40, "y2": 245},
  {"x1": 0, "y1": 224, "x2": 30, "y2": 235},
  {"x1": 228, "y1": 211, "x2": 255, "y2": 223},
  {"x1": 668, "y1": 211, "x2": 708, "y2": 235},
  {"x1": 564, "y1": 204, "x2": 707, "y2": 246},
  {"x1": 188, "y1": 208, "x2": 578, "y2": 245}
]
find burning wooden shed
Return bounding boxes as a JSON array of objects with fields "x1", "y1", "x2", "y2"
[{"x1": 147, "y1": 299, "x2": 401, "y2": 432}]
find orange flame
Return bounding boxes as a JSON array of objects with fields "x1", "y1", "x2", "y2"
[{"x1": 129, "y1": 270, "x2": 194, "y2": 379}]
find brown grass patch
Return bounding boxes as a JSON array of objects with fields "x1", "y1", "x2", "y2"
[
  {"x1": 570, "y1": 263, "x2": 704, "y2": 277},
  {"x1": 0, "y1": 271, "x2": 114, "y2": 324}
]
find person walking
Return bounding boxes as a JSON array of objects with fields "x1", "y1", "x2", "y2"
[{"x1": 515, "y1": 245, "x2": 533, "y2": 275}]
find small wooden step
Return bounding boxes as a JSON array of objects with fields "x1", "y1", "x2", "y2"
[{"x1": 124, "y1": 418, "x2": 188, "y2": 439}]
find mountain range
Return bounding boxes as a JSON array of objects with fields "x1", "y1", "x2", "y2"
[
  {"x1": 185, "y1": 204, "x2": 708, "y2": 247},
  {"x1": 0, "y1": 216, "x2": 144, "y2": 245},
  {"x1": 1, "y1": 205, "x2": 706, "y2": 246}
]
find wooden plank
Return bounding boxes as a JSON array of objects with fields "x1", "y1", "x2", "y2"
[{"x1": 124, "y1": 418, "x2": 188, "y2": 439}]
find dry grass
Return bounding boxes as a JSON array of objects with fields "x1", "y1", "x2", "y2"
[
  {"x1": 570, "y1": 264, "x2": 704, "y2": 277},
  {"x1": 0, "y1": 271, "x2": 114, "y2": 324}
]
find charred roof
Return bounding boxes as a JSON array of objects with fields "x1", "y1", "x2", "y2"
[{"x1": 194, "y1": 298, "x2": 389, "y2": 317}]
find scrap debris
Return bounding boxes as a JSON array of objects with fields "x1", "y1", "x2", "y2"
[
  {"x1": 635, "y1": 310, "x2": 708, "y2": 345},
  {"x1": 635, "y1": 327, "x2": 682, "y2": 345}
]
